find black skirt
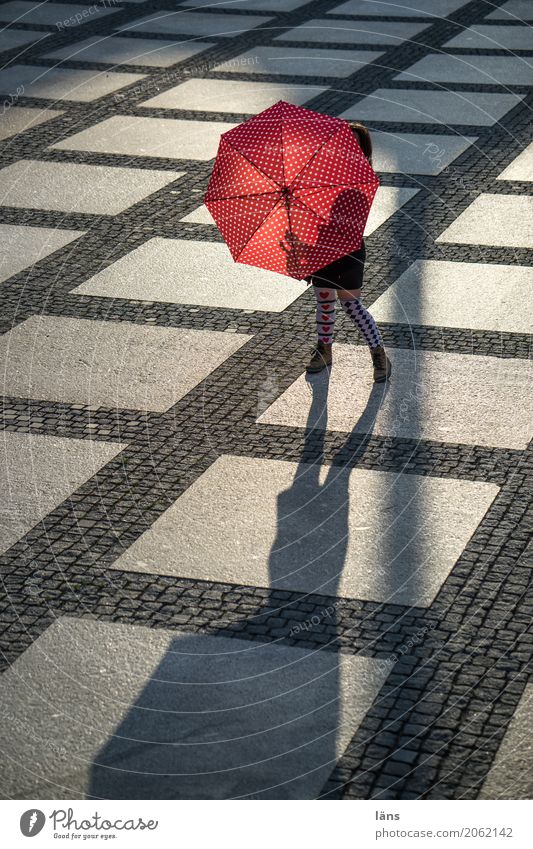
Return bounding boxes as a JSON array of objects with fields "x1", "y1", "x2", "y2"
[{"x1": 306, "y1": 240, "x2": 366, "y2": 291}]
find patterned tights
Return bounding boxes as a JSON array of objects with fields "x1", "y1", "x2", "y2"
[{"x1": 314, "y1": 287, "x2": 383, "y2": 348}]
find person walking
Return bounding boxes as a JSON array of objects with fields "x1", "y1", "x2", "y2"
[{"x1": 305, "y1": 122, "x2": 391, "y2": 383}]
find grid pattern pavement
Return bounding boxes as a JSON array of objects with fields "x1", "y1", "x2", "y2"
[{"x1": 0, "y1": 0, "x2": 532, "y2": 800}]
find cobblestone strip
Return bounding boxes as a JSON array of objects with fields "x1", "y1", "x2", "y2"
[
  {"x1": 320, "y1": 445, "x2": 533, "y2": 798},
  {"x1": 0, "y1": 397, "x2": 522, "y2": 480}
]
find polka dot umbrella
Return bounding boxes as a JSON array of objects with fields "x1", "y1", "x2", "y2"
[{"x1": 204, "y1": 100, "x2": 379, "y2": 280}]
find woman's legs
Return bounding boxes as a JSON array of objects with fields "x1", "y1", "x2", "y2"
[
  {"x1": 337, "y1": 287, "x2": 383, "y2": 349},
  {"x1": 313, "y1": 285, "x2": 337, "y2": 344},
  {"x1": 307, "y1": 283, "x2": 391, "y2": 381},
  {"x1": 306, "y1": 285, "x2": 336, "y2": 372},
  {"x1": 337, "y1": 287, "x2": 391, "y2": 382}
]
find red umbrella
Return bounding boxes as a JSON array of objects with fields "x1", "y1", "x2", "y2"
[{"x1": 204, "y1": 100, "x2": 379, "y2": 280}]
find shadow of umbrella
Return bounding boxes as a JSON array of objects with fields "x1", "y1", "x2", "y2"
[{"x1": 88, "y1": 375, "x2": 388, "y2": 800}]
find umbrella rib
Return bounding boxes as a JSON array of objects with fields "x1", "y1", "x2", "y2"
[
  {"x1": 287, "y1": 123, "x2": 345, "y2": 189},
  {"x1": 234, "y1": 198, "x2": 285, "y2": 263},
  {"x1": 285, "y1": 199, "x2": 299, "y2": 273},
  {"x1": 223, "y1": 136, "x2": 281, "y2": 189},
  {"x1": 279, "y1": 108, "x2": 302, "y2": 270}
]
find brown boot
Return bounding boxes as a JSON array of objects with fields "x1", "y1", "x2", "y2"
[
  {"x1": 371, "y1": 344, "x2": 391, "y2": 383},
  {"x1": 306, "y1": 340, "x2": 332, "y2": 374}
]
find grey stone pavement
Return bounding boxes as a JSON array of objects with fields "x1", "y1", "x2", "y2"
[{"x1": 0, "y1": 0, "x2": 532, "y2": 801}]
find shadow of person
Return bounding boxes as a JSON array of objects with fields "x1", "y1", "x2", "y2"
[
  {"x1": 269, "y1": 372, "x2": 387, "y2": 600},
  {"x1": 279, "y1": 227, "x2": 313, "y2": 278},
  {"x1": 88, "y1": 374, "x2": 389, "y2": 800},
  {"x1": 278, "y1": 186, "x2": 371, "y2": 280}
]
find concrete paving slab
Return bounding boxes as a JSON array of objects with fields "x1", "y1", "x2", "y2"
[
  {"x1": 487, "y1": 0, "x2": 533, "y2": 21},
  {"x1": 113, "y1": 454, "x2": 498, "y2": 606},
  {"x1": 0, "y1": 160, "x2": 181, "y2": 214},
  {"x1": 497, "y1": 142, "x2": 533, "y2": 181},
  {"x1": 479, "y1": 684, "x2": 533, "y2": 799},
  {"x1": 0, "y1": 64, "x2": 145, "y2": 103},
  {"x1": 50, "y1": 115, "x2": 238, "y2": 159},
  {"x1": 182, "y1": 0, "x2": 311, "y2": 9},
  {"x1": 0, "y1": 315, "x2": 251, "y2": 412},
  {"x1": 444, "y1": 24, "x2": 533, "y2": 50},
  {"x1": 120, "y1": 10, "x2": 272, "y2": 37},
  {"x1": 435, "y1": 193, "x2": 533, "y2": 248},
  {"x1": 327, "y1": 0, "x2": 468, "y2": 16},
  {"x1": 44, "y1": 35, "x2": 214, "y2": 68},
  {"x1": 257, "y1": 345, "x2": 532, "y2": 449},
  {"x1": 0, "y1": 433, "x2": 124, "y2": 556},
  {"x1": 371, "y1": 130, "x2": 476, "y2": 174},
  {"x1": 363, "y1": 185, "x2": 419, "y2": 232},
  {"x1": 0, "y1": 617, "x2": 388, "y2": 799},
  {"x1": 339, "y1": 88, "x2": 524, "y2": 126},
  {"x1": 73, "y1": 238, "x2": 308, "y2": 311},
  {"x1": 395, "y1": 54, "x2": 533, "y2": 85},
  {"x1": 213, "y1": 45, "x2": 383, "y2": 77},
  {"x1": 0, "y1": 223, "x2": 84, "y2": 285},
  {"x1": 0, "y1": 1, "x2": 120, "y2": 26},
  {"x1": 275, "y1": 19, "x2": 429, "y2": 45},
  {"x1": 370, "y1": 259, "x2": 533, "y2": 334},
  {"x1": 0, "y1": 29, "x2": 48, "y2": 52},
  {"x1": 140, "y1": 78, "x2": 326, "y2": 111},
  {"x1": 180, "y1": 186, "x2": 419, "y2": 235},
  {"x1": 0, "y1": 106, "x2": 63, "y2": 142}
]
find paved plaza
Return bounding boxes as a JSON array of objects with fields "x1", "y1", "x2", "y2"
[{"x1": 0, "y1": 0, "x2": 531, "y2": 802}]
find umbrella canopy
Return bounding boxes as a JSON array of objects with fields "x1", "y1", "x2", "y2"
[{"x1": 204, "y1": 100, "x2": 379, "y2": 280}]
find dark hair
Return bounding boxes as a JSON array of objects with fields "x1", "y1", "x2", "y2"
[{"x1": 347, "y1": 121, "x2": 373, "y2": 167}]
